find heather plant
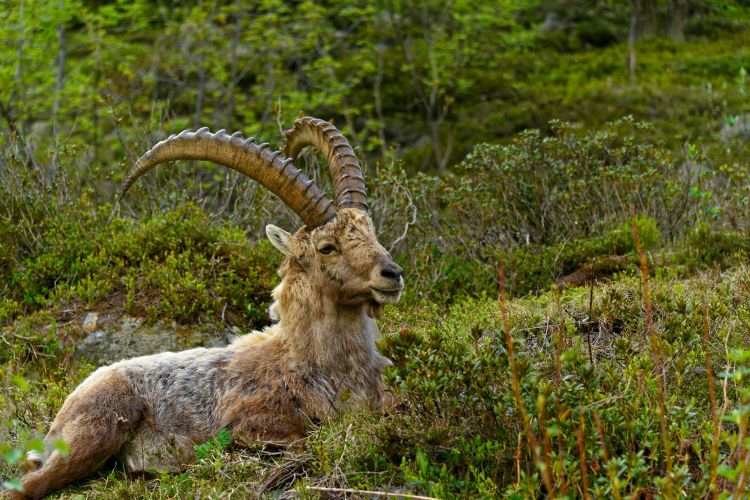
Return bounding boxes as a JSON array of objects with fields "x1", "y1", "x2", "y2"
[
  {"x1": 380, "y1": 118, "x2": 748, "y2": 302},
  {"x1": 265, "y1": 263, "x2": 750, "y2": 498},
  {"x1": 0, "y1": 201, "x2": 279, "y2": 327}
]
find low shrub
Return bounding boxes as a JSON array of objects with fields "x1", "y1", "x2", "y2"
[
  {"x1": 0, "y1": 202, "x2": 279, "y2": 327},
  {"x1": 678, "y1": 221, "x2": 750, "y2": 270}
]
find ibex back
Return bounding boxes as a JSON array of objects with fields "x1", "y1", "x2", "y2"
[{"x1": 13, "y1": 117, "x2": 403, "y2": 499}]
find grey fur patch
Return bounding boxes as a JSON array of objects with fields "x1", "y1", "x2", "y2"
[{"x1": 26, "y1": 449, "x2": 44, "y2": 464}]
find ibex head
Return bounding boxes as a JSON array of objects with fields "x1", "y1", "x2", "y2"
[
  {"x1": 122, "y1": 117, "x2": 403, "y2": 317},
  {"x1": 267, "y1": 207, "x2": 403, "y2": 318}
]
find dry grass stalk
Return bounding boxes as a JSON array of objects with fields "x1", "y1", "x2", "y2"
[
  {"x1": 551, "y1": 287, "x2": 569, "y2": 496},
  {"x1": 498, "y1": 250, "x2": 554, "y2": 494},
  {"x1": 305, "y1": 485, "x2": 439, "y2": 499},
  {"x1": 553, "y1": 286, "x2": 565, "y2": 385},
  {"x1": 734, "y1": 405, "x2": 750, "y2": 498},
  {"x1": 594, "y1": 410, "x2": 621, "y2": 500},
  {"x1": 736, "y1": 451, "x2": 750, "y2": 500},
  {"x1": 553, "y1": 395, "x2": 569, "y2": 497},
  {"x1": 702, "y1": 299, "x2": 719, "y2": 499},
  {"x1": 587, "y1": 279, "x2": 594, "y2": 366},
  {"x1": 515, "y1": 433, "x2": 522, "y2": 486},
  {"x1": 537, "y1": 390, "x2": 556, "y2": 492},
  {"x1": 630, "y1": 207, "x2": 673, "y2": 495},
  {"x1": 576, "y1": 406, "x2": 591, "y2": 500}
]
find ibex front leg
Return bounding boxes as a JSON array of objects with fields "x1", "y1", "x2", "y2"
[{"x1": 222, "y1": 393, "x2": 306, "y2": 448}]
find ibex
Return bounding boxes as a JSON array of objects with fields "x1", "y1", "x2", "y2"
[{"x1": 12, "y1": 117, "x2": 403, "y2": 499}]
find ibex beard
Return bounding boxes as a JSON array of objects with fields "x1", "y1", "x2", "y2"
[{"x1": 12, "y1": 118, "x2": 403, "y2": 499}]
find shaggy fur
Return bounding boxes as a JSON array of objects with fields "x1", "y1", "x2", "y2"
[{"x1": 12, "y1": 208, "x2": 403, "y2": 499}]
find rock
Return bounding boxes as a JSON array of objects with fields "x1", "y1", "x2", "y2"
[
  {"x1": 556, "y1": 255, "x2": 634, "y2": 289},
  {"x1": 82, "y1": 312, "x2": 99, "y2": 332},
  {"x1": 75, "y1": 314, "x2": 241, "y2": 366},
  {"x1": 720, "y1": 114, "x2": 750, "y2": 142}
]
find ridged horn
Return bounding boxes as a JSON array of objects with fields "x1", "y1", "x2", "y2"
[
  {"x1": 122, "y1": 128, "x2": 337, "y2": 228},
  {"x1": 282, "y1": 117, "x2": 368, "y2": 212}
]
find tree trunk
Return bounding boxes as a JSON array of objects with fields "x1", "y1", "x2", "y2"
[
  {"x1": 628, "y1": 0, "x2": 638, "y2": 84},
  {"x1": 192, "y1": 1, "x2": 208, "y2": 128},
  {"x1": 194, "y1": 62, "x2": 206, "y2": 128},
  {"x1": 667, "y1": 0, "x2": 689, "y2": 41},
  {"x1": 86, "y1": 18, "x2": 101, "y2": 163},
  {"x1": 0, "y1": 99, "x2": 19, "y2": 136},
  {"x1": 12, "y1": 0, "x2": 25, "y2": 133},
  {"x1": 636, "y1": 0, "x2": 658, "y2": 38},
  {"x1": 373, "y1": 47, "x2": 388, "y2": 160},
  {"x1": 223, "y1": 3, "x2": 243, "y2": 126},
  {"x1": 51, "y1": 0, "x2": 66, "y2": 174}
]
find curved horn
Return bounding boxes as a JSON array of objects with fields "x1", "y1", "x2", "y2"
[
  {"x1": 282, "y1": 117, "x2": 368, "y2": 212},
  {"x1": 122, "y1": 128, "x2": 337, "y2": 228}
]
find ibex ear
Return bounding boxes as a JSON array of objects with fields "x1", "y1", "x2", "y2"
[{"x1": 266, "y1": 225, "x2": 295, "y2": 258}]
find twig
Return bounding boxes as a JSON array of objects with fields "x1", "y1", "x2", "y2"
[
  {"x1": 276, "y1": 95, "x2": 284, "y2": 137},
  {"x1": 389, "y1": 180, "x2": 417, "y2": 252},
  {"x1": 305, "y1": 486, "x2": 439, "y2": 499},
  {"x1": 107, "y1": 99, "x2": 136, "y2": 165},
  {"x1": 587, "y1": 278, "x2": 594, "y2": 366}
]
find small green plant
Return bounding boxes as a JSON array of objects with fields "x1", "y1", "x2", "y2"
[
  {"x1": 717, "y1": 346, "x2": 750, "y2": 488},
  {"x1": 193, "y1": 428, "x2": 233, "y2": 462},
  {"x1": 1, "y1": 424, "x2": 69, "y2": 494}
]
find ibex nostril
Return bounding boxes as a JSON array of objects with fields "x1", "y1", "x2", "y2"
[
  {"x1": 381, "y1": 269, "x2": 396, "y2": 279},
  {"x1": 380, "y1": 264, "x2": 403, "y2": 281}
]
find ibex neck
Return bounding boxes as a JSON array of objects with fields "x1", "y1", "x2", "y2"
[{"x1": 273, "y1": 278, "x2": 380, "y2": 371}]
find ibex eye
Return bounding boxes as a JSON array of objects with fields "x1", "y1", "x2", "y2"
[{"x1": 319, "y1": 244, "x2": 336, "y2": 255}]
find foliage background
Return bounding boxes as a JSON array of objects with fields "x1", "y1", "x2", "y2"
[{"x1": 2, "y1": 0, "x2": 750, "y2": 498}]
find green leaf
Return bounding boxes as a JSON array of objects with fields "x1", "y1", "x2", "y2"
[
  {"x1": 728, "y1": 348, "x2": 750, "y2": 363},
  {"x1": 2, "y1": 479, "x2": 23, "y2": 492},
  {"x1": 215, "y1": 428, "x2": 232, "y2": 448},
  {"x1": 717, "y1": 463, "x2": 740, "y2": 482},
  {"x1": 194, "y1": 428, "x2": 232, "y2": 460},
  {"x1": 53, "y1": 439, "x2": 70, "y2": 456},
  {"x1": 11, "y1": 374, "x2": 29, "y2": 391},
  {"x1": 2, "y1": 448, "x2": 23, "y2": 464},
  {"x1": 27, "y1": 438, "x2": 45, "y2": 453}
]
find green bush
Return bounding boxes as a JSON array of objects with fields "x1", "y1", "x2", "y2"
[
  {"x1": 381, "y1": 120, "x2": 697, "y2": 302},
  {"x1": 0, "y1": 202, "x2": 279, "y2": 327},
  {"x1": 678, "y1": 222, "x2": 749, "y2": 270},
  {"x1": 456, "y1": 118, "x2": 697, "y2": 245},
  {"x1": 507, "y1": 216, "x2": 660, "y2": 294}
]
